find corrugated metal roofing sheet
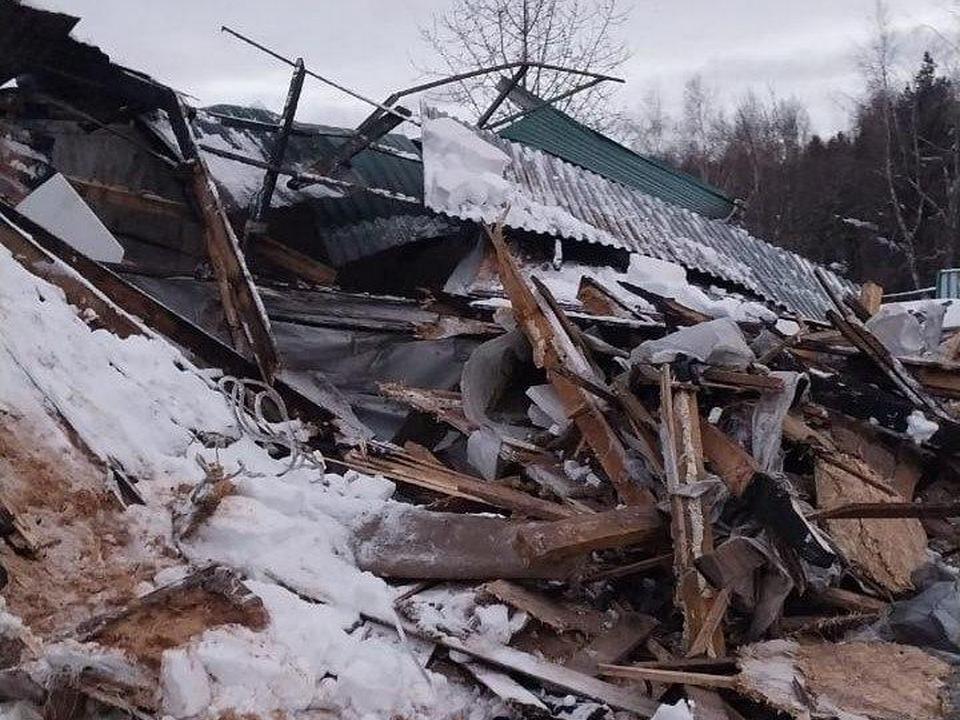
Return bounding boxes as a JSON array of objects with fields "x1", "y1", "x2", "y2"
[
  {"x1": 423, "y1": 111, "x2": 854, "y2": 319},
  {"x1": 322, "y1": 214, "x2": 459, "y2": 266},
  {"x1": 193, "y1": 106, "x2": 424, "y2": 229},
  {"x1": 499, "y1": 106, "x2": 736, "y2": 220}
]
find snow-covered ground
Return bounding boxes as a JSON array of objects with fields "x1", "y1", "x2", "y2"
[{"x1": 0, "y1": 234, "x2": 513, "y2": 720}]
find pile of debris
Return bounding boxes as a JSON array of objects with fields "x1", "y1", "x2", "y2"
[{"x1": 2, "y1": 2, "x2": 960, "y2": 719}]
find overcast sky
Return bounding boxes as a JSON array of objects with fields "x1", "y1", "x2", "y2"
[{"x1": 28, "y1": 0, "x2": 960, "y2": 135}]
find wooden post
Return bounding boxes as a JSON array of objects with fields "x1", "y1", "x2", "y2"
[
  {"x1": 660, "y1": 367, "x2": 725, "y2": 658},
  {"x1": 165, "y1": 95, "x2": 280, "y2": 380}
]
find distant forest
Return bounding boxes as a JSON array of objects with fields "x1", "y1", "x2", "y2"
[{"x1": 619, "y1": 50, "x2": 960, "y2": 293}]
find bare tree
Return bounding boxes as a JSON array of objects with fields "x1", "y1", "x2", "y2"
[
  {"x1": 418, "y1": 0, "x2": 630, "y2": 127},
  {"x1": 613, "y1": 85, "x2": 673, "y2": 157},
  {"x1": 678, "y1": 75, "x2": 726, "y2": 183},
  {"x1": 860, "y1": 0, "x2": 927, "y2": 287}
]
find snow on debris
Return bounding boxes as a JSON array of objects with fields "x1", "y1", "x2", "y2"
[
  {"x1": 422, "y1": 113, "x2": 621, "y2": 247},
  {"x1": 421, "y1": 110, "x2": 855, "y2": 320},
  {"x1": 0, "y1": 239, "x2": 509, "y2": 720},
  {"x1": 906, "y1": 410, "x2": 939, "y2": 445}
]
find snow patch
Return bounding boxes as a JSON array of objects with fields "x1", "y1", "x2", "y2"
[{"x1": 906, "y1": 410, "x2": 939, "y2": 445}]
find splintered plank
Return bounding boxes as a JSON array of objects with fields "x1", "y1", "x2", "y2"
[
  {"x1": 618, "y1": 280, "x2": 713, "y2": 326},
  {"x1": 699, "y1": 421, "x2": 757, "y2": 496},
  {"x1": 341, "y1": 445, "x2": 576, "y2": 520},
  {"x1": 488, "y1": 224, "x2": 654, "y2": 508},
  {"x1": 660, "y1": 367, "x2": 724, "y2": 658},
  {"x1": 173, "y1": 98, "x2": 279, "y2": 380}
]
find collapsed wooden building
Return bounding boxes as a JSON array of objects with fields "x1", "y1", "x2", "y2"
[{"x1": 1, "y1": 2, "x2": 959, "y2": 719}]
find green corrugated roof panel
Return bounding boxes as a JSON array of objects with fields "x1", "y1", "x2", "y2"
[{"x1": 499, "y1": 106, "x2": 735, "y2": 220}]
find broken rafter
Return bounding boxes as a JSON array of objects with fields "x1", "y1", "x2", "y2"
[
  {"x1": 254, "y1": 236, "x2": 337, "y2": 286},
  {"x1": 340, "y1": 444, "x2": 576, "y2": 521},
  {"x1": 247, "y1": 57, "x2": 306, "y2": 232},
  {"x1": 169, "y1": 96, "x2": 280, "y2": 381},
  {"x1": 292, "y1": 104, "x2": 412, "y2": 188},
  {"x1": 482, "y1": 580, "x2": 602, "y2": 635},
  {"x1": 660, "y1": 366, "x2": 725, "y2": 658},
  {"x1": 565, "y1": 612, "x2": 659, "y2": 676},
  {"x1": 488, "y1": 224, "x2": 655, "y2": 508},
  {"x1": 515, "y1": 504, "x2": 664, "y2": 563},
  {"x1": 619, "y1": 280, "x2": 713, "y2": 326},
  {"x1": 0, "y1": 204, "x2": 339, "y2": 428}
]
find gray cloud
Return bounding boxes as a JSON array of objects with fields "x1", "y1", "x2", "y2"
[{"x1": 26, "y1": 0, "x2": 960, "y2": 134}]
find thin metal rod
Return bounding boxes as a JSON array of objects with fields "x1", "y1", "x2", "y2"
[
  {"x1": 221, "y1": 26, "x2": 420, "y2": 127},
  {"x1": 389, "y1": 61, "x2": 623, "y2": 101},
  {"x1": 487, "y1": 77, "x2": 605, "y2": 130},
  {"x1": 197, "y1": 143, "x2": 419, "y2": 205},
  {"x1": 476, "y1": 66, "x2": 528, "y2": 128}
]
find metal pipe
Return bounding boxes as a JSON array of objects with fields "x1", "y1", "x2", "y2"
[
  {"x1": 251, "y1": 58, "x2": 306, "y2": 225},
  {"x1": 386, "y1": 61, "x2": 623, "y2": 101},
  {"x1": 197, "y1": 143, "x2": 420, "y2": 205},
  {"x1": 221, "y1": 26, "x2": 420, "y2": 127},
  {"x1": 476, "y1": 66, "x2": 528, "y2": 128},
  {"x1": 486, "y1": 77, "x2": 605, "y2": 130}
]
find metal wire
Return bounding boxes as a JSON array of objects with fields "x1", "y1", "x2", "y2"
[{"x1": 217, "y1": 375, "x2": 325, "y2": 474}]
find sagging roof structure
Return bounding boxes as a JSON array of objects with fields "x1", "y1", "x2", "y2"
[
  {"x1": 190, "y1": 102, "x2": 851, "y2": 318},
  {"x1": 422, "y1": 110, "x2": 855, "y2": 319},
  {"x1": 498, "y1": 86, "x2": 737, "y2": 220},
  {"x1": 0, "y1": 0, "x2": 857, "y2": 444}
]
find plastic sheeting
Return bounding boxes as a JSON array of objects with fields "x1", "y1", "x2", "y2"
[
  {"x1": 632, "y1": 317, "x2": 756, "y2": 370},
  {"x1": 752, "y1": 371, "x2": 802, "y2": 473},
  {"x1": 866, "y1": 303, "x2": 946, "y2": 358}
]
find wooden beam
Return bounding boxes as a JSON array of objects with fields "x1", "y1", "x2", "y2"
[
  {"x1": 254, "y1": 236, "x2": 336, "y2": 286},
  {"x1": 339, "y1": 445, "x2": 577, "y2": 520},
  {"x1": 597, "y1": 664, "x2": 739, "y2": 690},
  {"x1": 686, "y1": 587, "x2": 732, "y2": 658},
  {"x1": 619, "y1": 280, "x2": 713, "y2": 326},
  {"x1": 515, "y1": 504, "x2": 664, "y2": 562},
  {"x1": 248, "y1": 58, "x2": 306, "y2": 231},
  {"x1": 808, "y1": 500, "x2": 960, "y2": 521},
  {"x1": 577, "y1": 276, "x2": 648, "y2": 320},
  {"x1": 174, "y1": 97, "x2": 280, "y2": 380},
  {"x1": 826, "y1": 307, "x2": 947, "y2": 421},
  {"x1": 699, "y1": 421, "x2": 757, "y2": 497},
  {"x1": 482, "y1": 580, "x2": 603, "y2": 635},
  {"x1": 660, "y1": 367, "x2": 724, "y2": 658},
  {"x1": 582, "y1": 552, "x2": 674, "y2": 582},
  {"x1": 66, "y1": 176, "x2": 193, "y2": 221},
  {"x1": 565, "y1": 613, "x2": 658, "y2": 676},
  {"x1": 815, "y1": 587, "x2": 887, "y2": 614},
  {"x1": 700, "y1": 369, "x2": 786, "y2": 393},
  {"x1": 488, "y1": 224, "x2": 654, "y2": 508}
]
